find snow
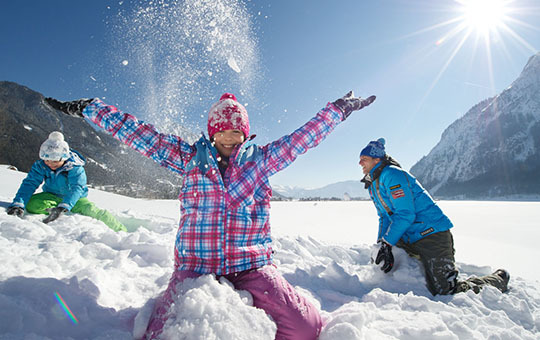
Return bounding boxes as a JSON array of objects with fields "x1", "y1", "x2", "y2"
[
  {"x1": 112, "y1": 0, "x2": 260, "y2": 135},
  {"x1": 1, "y1": 165, "x2": 539, "y2": 339},
  {"x1": 227, "y1": 57, "x2": 242, "y2": 73}
]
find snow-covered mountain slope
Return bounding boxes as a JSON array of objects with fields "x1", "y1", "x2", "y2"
[
  {"x1": 411, "y1": 52, "x2": 540, "y2": 199},
  {"x1": 272, "y1": 180, "x2": 370, "y2": 200},
  {"x1": 0, "y1": 81, "x2": 194, "y2": 199},
  {"x1": 1, "y1": 166, "x2": 540, "y2": 339}
]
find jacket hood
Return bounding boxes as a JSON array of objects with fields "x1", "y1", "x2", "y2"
[{"x1": 62, "y1": 149, "x2": 86, "y2": 169}]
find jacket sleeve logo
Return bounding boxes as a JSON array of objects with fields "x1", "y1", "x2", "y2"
[
  {"x1": 420, "y1": 227, "x2": 435, "y2": 236},
  {"x1": 391, "y1": 188, "x2": 405, "y2": 199}
]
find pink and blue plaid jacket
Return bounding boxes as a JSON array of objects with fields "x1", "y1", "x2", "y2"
[{"x1": 83, "y1": 99, "x2": 345, "y2": 274}]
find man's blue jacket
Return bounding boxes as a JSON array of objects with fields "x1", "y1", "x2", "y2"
[{"x1": 366, "y1": 160, "x2": 453, "y2": 245}]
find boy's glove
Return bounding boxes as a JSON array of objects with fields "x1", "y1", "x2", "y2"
[
  {"x1": 332, "y1": 91, "x2": 376, "y2": 119},
  {"x1": 43, "y1": 207, "x2": 68, "y2": 224},
  {"x1": 45, "y1": 97, "x2": 93, "y2": 117},
  {"x1": 7, "y1": 206, "x2": 24, "y2": 218},
  {"x1": 375, "y1": 240, "x2": 394, "y2": 273}
]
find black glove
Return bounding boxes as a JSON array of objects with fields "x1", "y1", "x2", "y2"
[
  {"x1": 332, "y1": 91, "x2": 376, "y2": 119},
  {"x1": 375, "y1": 241, "x2": 394, "y2": 273},
  {"x1": 7, "y1": 206, "x2": 24, "y2": 218},
  {"x1": 45, "y1": 97, "x2": 93, "y2": 117},
  {"x1": 43, "y1": 207, "x2": 68, "y2": 224}
]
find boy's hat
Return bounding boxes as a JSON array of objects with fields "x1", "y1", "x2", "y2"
[
  {"x1": 207, "y1": 93, "x2": 250, "y2": 139},
  {"x1": 39, "y1": 131, "x2": 70, "y2": 161},
  {"x1": 360, "y1": 137, "x2": 386, "y2": 158}
]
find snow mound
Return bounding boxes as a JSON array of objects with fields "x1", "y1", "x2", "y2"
[{"x1": 1, "y1": 167, "x2": 540, "y2": 339}]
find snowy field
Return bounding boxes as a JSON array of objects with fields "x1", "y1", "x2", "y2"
[{"x1": 1, "y1": 166, "x2": 539, "y2": 339}]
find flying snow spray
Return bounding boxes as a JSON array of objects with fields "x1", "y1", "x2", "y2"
[{"x1": 109, "y1": 0, "x2": 262, "y2": 138}]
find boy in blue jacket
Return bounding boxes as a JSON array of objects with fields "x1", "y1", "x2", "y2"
[
  {"x1": 359, "y1": 138, "x2": 509, "y2": 295},
  {"x1": 6, "y1": 131, "x2": 127, "y2": 232}
]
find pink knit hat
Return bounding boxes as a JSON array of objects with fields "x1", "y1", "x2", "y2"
[{"x1": 207, "y1": 93, "x2": 250, "y2": 138}]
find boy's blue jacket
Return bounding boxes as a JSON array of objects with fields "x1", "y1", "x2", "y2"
[
  {"x1": 367, "y1": 162, "x2": 453, "y2": 245},
  {"x1": 10, "y1": 150, "x2": 88, "y2": 210}
]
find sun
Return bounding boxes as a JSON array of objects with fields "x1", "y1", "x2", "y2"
[
  {"x1": 458, "y1": 0, "x2": 509, "y2": 36},
  {"x1": 397, "y1": 0, "x2": 539, "y2": 111}
]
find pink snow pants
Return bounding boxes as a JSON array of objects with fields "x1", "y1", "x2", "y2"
[{"x1": 144, "y1": 265, "x2": 323, "y2": 340}]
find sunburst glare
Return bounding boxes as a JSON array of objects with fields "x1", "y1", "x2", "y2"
[
  {"x1": 459, "y1": 0, "x2": 508, "y2": 36},
  {"x1": 399, "y1": 0, "x2": 539, "y2": 108}
]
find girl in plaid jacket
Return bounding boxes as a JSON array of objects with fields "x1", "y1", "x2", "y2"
[{"x1": 46, "y1": 91, "x2": 375, "y2": 340}]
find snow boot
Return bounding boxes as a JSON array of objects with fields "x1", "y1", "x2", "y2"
[{"x1": 493, "y1": 269, "x2": 510, "y2": 291}]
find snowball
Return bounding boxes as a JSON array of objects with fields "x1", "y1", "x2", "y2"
[{"x1": 227, "y1": 57, "x2": 241, "y2": 73}]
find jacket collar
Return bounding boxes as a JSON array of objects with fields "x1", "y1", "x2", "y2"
[
  {"x1": 198, "y1": 134, "x2": 254, "y2": 175},
  {"x1": 361, "y1": 155, "x2": 401, "y2": 188}
]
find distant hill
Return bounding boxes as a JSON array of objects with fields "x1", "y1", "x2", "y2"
[
  {"x1": 272, "y1": 180, "x2": 370, "y2": 200},
  {"x1": 0, "y1": 81, "x2": 192, "y2": 199},
  {"x1": 410, "y1": 52, "x2": 540, "y2": 200},
  {"x1": 0, "y1": 81, "x2": 375, "y2": 202}
]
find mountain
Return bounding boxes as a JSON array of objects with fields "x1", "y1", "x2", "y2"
[
  {"x1": 272, "y1": 180, "x2": 370, "y2": 200},
  {"x1": 410, "y1": 52, "x2": 540, "y2": 199},
  {"x1": 0, "y1": 81, "x2": 195, "y2": 199},
  {"x1": 0, "y1": 81, "x2": 370, "y2": 201}
]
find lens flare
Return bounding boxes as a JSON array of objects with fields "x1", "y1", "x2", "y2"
[{"x1": 54, "y1": 291, "x2": 79, "y2": 324}]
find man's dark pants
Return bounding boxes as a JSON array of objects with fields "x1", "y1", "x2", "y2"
[{"x1": 396, "y1": 230, "x2": 507, "y2": 295}]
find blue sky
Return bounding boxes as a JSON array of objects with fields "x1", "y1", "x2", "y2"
[{"x1": 2, "y1": 0, "x2": 540, "y2": 188}]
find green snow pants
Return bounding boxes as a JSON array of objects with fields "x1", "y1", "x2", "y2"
[
  {"x1": 26, "y1": 192, "x2": 127, "y2": 232},
  {"x1": 396, "y1": 230, "x2": 507, "y2": 295}
]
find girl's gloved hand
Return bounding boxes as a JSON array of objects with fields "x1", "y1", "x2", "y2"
[
  {"x1": 332, "y1": 91, "x2": 376, "y2": 119},
  {"x1": 45, "y1": 97, "x2": 93, "y2": 117}
]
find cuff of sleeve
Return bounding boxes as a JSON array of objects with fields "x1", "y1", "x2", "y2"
[
  {"x1": 82, "y1": 98, "x2": 101, "y2": 117},
  {"x1": 328, "y1": 102, "x2": 346, "y2": 121},
  {"x1": 57, "y1": 203, "x2": 71, "y2": 210},
  {"x1": 10, "y1": 202, "x2": 24, "y2": 208},
  {"x1": 381, "y1": 237, "x2": 394, "y2": 246}
]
